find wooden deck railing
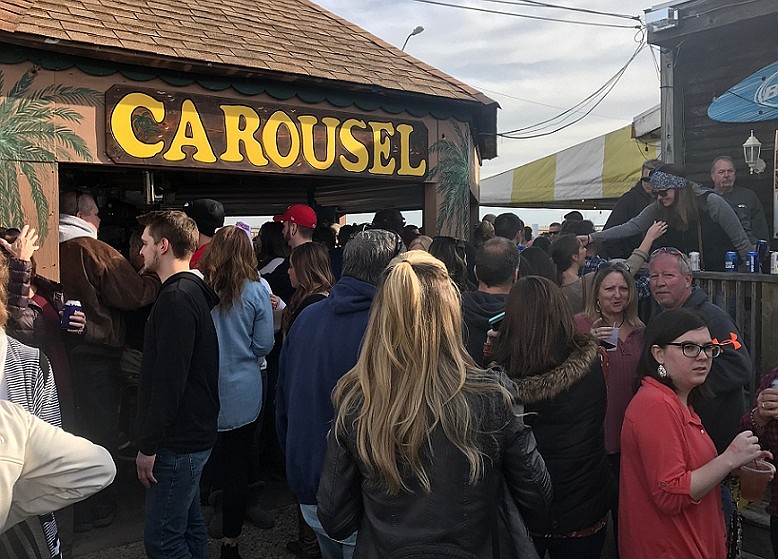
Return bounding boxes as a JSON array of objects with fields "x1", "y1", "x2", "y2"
[{"x1": 694, "y1": 272, "x2": 778, "y2": 398}]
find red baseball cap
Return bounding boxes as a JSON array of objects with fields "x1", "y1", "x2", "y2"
[{"x1": 273, "y1": 204, "x2": 317, "y2": 229}]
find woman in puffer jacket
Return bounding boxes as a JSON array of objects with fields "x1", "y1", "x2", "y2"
[
  {"x1": 2, "y1": 226, "x2": 85, "y2": 429},
  {"x1": 491, "y1": 276, "x2": 614, "y2": 559},
  {"x1": 317, "y1": 250, "x2": 552, "y2": 559}
]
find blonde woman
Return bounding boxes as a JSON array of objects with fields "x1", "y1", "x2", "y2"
[{"x1": 317, "y1": 251, "x2": 551, "y2": 558}]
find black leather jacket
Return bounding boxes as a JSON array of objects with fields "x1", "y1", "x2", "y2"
[{"x1": 317, "y1": 371, "x2": 552, "y2": 559}]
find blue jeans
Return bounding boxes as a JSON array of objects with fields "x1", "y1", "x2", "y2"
[
  {"x1": 300, "y1": 504, "x2": 356, "y2": 559},
  {"x1": 144, "y1": 448, "x2": 212, "y2": 559}
]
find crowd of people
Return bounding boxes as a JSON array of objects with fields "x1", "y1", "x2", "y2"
[{"x1": 0, "y1": 155, "x2": 776, "y2": 559}]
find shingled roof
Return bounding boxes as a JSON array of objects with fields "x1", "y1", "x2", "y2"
[{"x1": 0, "y1": 0, "x2": 494, "y2": 107}]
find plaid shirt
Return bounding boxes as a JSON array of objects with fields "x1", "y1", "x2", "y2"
[{"x1": 580, "y1": 256, "x2": 608, "y2": 276}]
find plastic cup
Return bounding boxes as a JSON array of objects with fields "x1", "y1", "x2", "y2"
[
  {"x1": 739, "y1": 460, "x2": 776, "y2": 502},
  {"x1": 605, "y1": 327, "x2": 620, "y2": 352}
]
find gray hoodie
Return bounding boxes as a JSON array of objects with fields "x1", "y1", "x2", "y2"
[{"x1": 58, "y1": 214, "x2": 97, "y2": 243}]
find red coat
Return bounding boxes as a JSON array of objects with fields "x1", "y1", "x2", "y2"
[{"x1": 619, "y1": 377, "x2": 726, "y2": 559}]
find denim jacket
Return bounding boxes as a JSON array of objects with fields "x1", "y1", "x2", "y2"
[{"x1": 211, "y1": 280, "x2": 274, "y2": 431}]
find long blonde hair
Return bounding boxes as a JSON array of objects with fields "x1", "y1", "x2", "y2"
[
  {"x1": 199, "y1": 226, "x2": 259, "y2": 312},
  {"x1": 332, "y1": 251, "x2": 508, "y2": 495}
]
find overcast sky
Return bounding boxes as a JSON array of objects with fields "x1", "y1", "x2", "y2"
[
  {"x1": 302, "y1": 0, "x2": 660, "y2": 227},
  {"x1": 313, "y1": 0, "x2": 661, "y2": 179}
]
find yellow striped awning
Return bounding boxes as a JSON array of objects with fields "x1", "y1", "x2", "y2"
[{"x1": 481, "y1": 124, "x2": 659, "y2": 208}]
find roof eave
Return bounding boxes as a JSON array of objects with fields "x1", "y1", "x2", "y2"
[{"x1": 0, "y1": 31, "x2": 499, "y2": 159}]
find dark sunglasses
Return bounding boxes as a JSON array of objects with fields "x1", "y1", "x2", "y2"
[
  {"x1": 640, "y1": 177, "x2": 652, "y2": 183},
  {"x1": 653, "y1": 189, "x2": 671, "y2": 198}
]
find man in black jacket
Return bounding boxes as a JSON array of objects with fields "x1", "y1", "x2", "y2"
[
  {"x1": 602, "y1": 159, "x2": 662, "y2": 258},
  {"x1": 461, "y1": 237, "x2": 519, "y2": 365},
  {"x1": 134, "y1": 210, "x2": 220, "y2": 559}
]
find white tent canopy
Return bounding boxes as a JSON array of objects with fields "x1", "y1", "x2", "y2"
[{"x1": 481, "y1": 109, "x2": 660, "y2": 208}]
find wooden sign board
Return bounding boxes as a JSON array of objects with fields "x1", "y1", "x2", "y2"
[{"x1": 105, "y1": 86, "x2": 428, "y2": 180}]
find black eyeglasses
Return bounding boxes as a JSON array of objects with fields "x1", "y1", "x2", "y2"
[{"x1": 665, "y1": 342, "x2": 722, "y2": 359}]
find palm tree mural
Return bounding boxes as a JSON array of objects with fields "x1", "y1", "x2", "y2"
[
  {"x1": 429, "y1": 121, "x2": 472, "y2": 238},
  {"x1": 0, "y1": 66, "x2": 101, "y2": 240}
]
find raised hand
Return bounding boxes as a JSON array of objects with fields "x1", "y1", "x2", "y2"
[{"x1": 0, "y1": 225, "x2": 40, "y2": 261}]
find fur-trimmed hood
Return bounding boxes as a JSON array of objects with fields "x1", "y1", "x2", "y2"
[{"x1": 512, "y1": 338, "x2": 599, "y2": 405}]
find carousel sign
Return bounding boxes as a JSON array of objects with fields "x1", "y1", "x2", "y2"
[{"x1": 105, "y1": 86, "x2": 428, "y2": 179}]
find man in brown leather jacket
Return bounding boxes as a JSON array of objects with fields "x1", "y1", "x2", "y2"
[{"x1": 58, "y1": 190, "x2": 160, "y2": 531}]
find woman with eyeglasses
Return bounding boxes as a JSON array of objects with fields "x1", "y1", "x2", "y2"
[
  {"x1": 317, "y1": 251, "x2": 552, "y2": 558},
  {"x1": 491, "y1": 276, "x2": 613, "y2": 559},
  {"x1": 584, "y1": 164, "x2": 753, "y2": 272},
  {"x1": 619, "y1": 308, "x2": 769, "y2": 559}
]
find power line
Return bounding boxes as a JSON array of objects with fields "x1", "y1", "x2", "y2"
[
  {"x1": 407, "y1": 0, "x2": 642, "y2": 28},
  {"x1": 479, "y1": 0, "x2": 640, "y2": 21},
  {"x1": 474, "y1": 84, "x2": 629, "y2": 121},
  {"x1": 496, "y1": 38, "x2": 646, "y2": 139}
]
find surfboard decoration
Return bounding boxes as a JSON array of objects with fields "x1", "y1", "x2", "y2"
[{"x1": 708, "y1": 59, "x2": 778, "y2": 123}]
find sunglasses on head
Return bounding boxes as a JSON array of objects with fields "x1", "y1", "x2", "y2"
[
  {"x1": 651, "y1": 247, "x2": 682, "y2": 257},
  {"x1": 597, "y1": 261, "x2": 630, "y2": 272}
]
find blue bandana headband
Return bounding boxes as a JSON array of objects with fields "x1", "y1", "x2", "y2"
[{"x1": 649, "y1": 170, "x2": 687, "y2": 191}]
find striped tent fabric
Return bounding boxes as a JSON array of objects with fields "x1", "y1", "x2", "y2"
[{"x1": 480, "y1": 124, "x2": 659, "y2": 207}]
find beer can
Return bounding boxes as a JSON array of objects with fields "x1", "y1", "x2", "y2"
[
  {"x1": 689, "y1": 252, "x2": 701, "y2": 271},
  {"x1": 771, "y1": 252, "x2": 778, "y2": 274},
  {"x1": 60, "y1": 299, "x2": 82, "y2": 330},
  {"x1": 748, "y1": 251, "x2": 759, "y2": 273},
  {"x1": 725, "y1": 252, "x2": 738, "y2": 272}
]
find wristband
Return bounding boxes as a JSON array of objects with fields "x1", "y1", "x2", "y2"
[{"x1": 751, "y1": 406, "x2": 770, "y2": 430}]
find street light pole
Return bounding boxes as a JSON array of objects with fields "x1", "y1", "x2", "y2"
[{"x1": 401, "y1": 26, "x2": 425, "y2": 51}]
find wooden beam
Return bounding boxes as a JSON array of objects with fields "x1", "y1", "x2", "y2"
[{"x1": 649, "y1": 0, "x2": 778, "y2": 47}]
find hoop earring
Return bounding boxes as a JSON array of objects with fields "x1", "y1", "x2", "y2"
[{"x1": 657, "y1": 364, "x2": 668, "y2": 378}]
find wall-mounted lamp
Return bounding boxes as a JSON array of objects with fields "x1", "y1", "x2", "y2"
[
  {"x1": 401, "y1": 26, "x2": 424, "y2": 51},
  {"x1": 743, "y1": 130, "x2": 766, "y2": 174}
]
